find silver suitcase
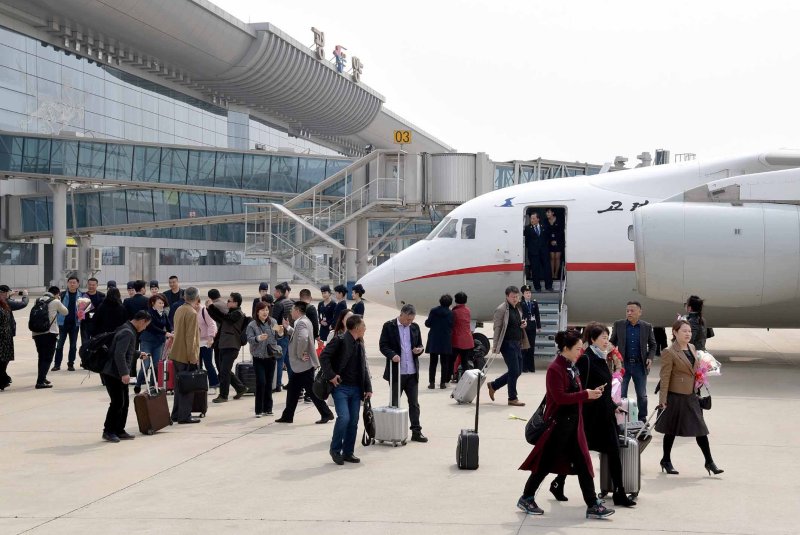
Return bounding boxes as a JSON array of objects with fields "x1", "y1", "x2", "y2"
[
  {"x1": 451, "y1": 353, "x2": 495, "y2": 404},
  {"x1": 452, "y1": 369, "x2": 484, "y2": 404},
  {"x1": 373, "y1": 362, "x2": 409, "y2": 447},
  {"x1": 599, "y1": 416, "x2": 642, "y2": 497}
]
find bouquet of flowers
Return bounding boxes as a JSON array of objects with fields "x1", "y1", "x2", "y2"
[
  {"x1": 696, "y1": 350, "x2": 722, "y2": 377},
  {"x1": 76, "y1": 297, "x2": 92, "y2": 321}
]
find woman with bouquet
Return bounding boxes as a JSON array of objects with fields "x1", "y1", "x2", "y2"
[{"x1": 655, "y1": 319, "x2": 723, "y2": 476}]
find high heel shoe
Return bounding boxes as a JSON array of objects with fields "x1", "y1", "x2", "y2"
[
  {"x1": 549, "y1": 479, "x2": 568, "y2": 501},
  {"x1": 660, "y1": 460, "x2": 679, "y2": 474},
  {"x1": 705, "y1": 462, "x2": 724, "y2": 475}
]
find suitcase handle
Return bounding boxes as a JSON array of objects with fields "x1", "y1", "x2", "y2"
[
  {"x1": 389, "y1": 358, "x2": 402, "y2": 409},
  {"x1": 145, "y1": 360, "x2": 158, "y2": 396}
]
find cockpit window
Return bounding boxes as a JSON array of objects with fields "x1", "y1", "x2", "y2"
[
  {"x1": 461, "y1": 218, "x2": 476, "y2": 239},
  {"x1": 437, "y1": 218, "x2": 458, "y2": 238},
  {"x1": 425, "y1": 217, "x2": 451, "y2": 240}
]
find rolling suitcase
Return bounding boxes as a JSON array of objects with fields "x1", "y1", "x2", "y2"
[
  {"x1": 191, "y1": 390, "x2": 208, "y2": 418},
  {"x1": 599, "y1": 415, "x2": 641, "y2": 497},
  {"x1": 235, "y1": 346, "x2": 257, "y2": 394},
  {"x1": 452, "y1": 353, "x2": 495, "y2": 404},
  {"x1": 157, "y1": 358, "x2": 175, "y2": 393},
  {"x1": 134, "y1": 366, "x2": 172, "y2": 435},
  {"x1": 456, "y1": 369, "x2": 481, "y2": 469},
  {"x1": 373, "y1": 362, "x2": 409, "y2": 447},
  {"x1": 175, "y1": 367, "x2": 209, "y2": 418}
]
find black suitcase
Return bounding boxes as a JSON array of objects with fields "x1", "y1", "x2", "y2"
[
  {"x1": 456, "y1": 369, "x2": 481, "y2": 470},
  {"x1": 235, "y1": 347, "x2": 257, "y2": 394},
  {"x1": 192, "y1": 390, "x2": 208, "y2": 418}
]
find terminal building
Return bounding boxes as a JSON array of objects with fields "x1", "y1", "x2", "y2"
[{"x1": 0, "y1": 0, "x2": 600, "y2": 289}]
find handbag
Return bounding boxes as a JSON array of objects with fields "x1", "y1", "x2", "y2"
[
  {"x1": 697, "y1": 384, "x2": 712, "y2": 410},
  {"x1": 312, "y1": 366, "x2": 332, "y2": 401},
  {"x1": 524, "y1": 395, "x2": 551, "y2": 445},
  {"x1": 361, "y1": 399, "x2": 376, "y2": 446},
  {"x1": 176, "y1": 368, "x2": 208, "y2": 394}
]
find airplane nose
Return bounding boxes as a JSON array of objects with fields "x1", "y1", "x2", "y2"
[{"x1": 357, "y1": 260, "x2": 397, "y2": 309}]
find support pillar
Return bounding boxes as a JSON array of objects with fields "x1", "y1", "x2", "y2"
[
  {"x1": 269, "y1": 261, "x2": 279, "y2": 290},
  {"x1": 345, "y1": 222, "x2": 357, "y2": 286},
  {"x1": 356, "y1": 218, "x2": 369, "y2": 279},
  {"x1": 78, "y1": 235, "x2": 93, "y2": 287},
  {"x1": 49, "y1": 183, "x2": 67, "y2": 288}
]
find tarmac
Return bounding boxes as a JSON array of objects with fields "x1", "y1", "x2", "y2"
[{"x1": 1, "y1": 283, "x2": 798, "y2": 535}]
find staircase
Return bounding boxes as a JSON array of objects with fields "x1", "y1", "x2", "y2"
[
  {"x1": 244, "y1": 150, "x2": 409, "y2": 284},
  {"x1": 532, "y1": 269, "x2": 567, "y2": 360}
]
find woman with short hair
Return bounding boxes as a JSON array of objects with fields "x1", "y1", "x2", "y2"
[
  {"x1": 134, "y1": 293, "x2": 170, "y2": 394},
  {"x1": 517, "y1": 329, "x2": 613, "y2": 519},
  {"x1": 425, "y1": 294, "x2": 454, "y2": 389}
]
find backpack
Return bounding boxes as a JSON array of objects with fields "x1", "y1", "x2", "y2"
[
  {"x1": 28, "y1": 297, "x2": 55, "y2": 333},
  {"x1": 79, "y1": 331, "x2": 117, "y2": 373},
  {"x1": 240, "y1": 316, "x2": 254, "y2": 346}
]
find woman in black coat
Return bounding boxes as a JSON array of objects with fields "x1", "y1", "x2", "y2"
[
  {"x1": 92, "y1": 288, "x2": 128, "y2": 335},
  {"x1": 424, "y1": 294, "x2": 454, "y2": 389},
  {"x1": 549, "y1": 323, "x2": 636, "y2": 507}
]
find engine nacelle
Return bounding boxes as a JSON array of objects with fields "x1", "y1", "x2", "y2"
[{"x1": 633, "y1": 202, "x2": 800, "y2": 307}]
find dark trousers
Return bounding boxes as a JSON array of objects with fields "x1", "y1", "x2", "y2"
[
  {"x1": 0, "y1": 361, "x2": 9, "y2": 387},
  {"x1": 528, "y1": 253, "x2": 553, "y2": 290},
  {"x1": 621, "y1": 360, "x2": 648, "y2": 422},
  {"x1": 428, "y1": 353, "x2": 451, "y2": 386},
  {"x1": 491, "y1": 339, "x2": 523, "y2": 400},
  {"x1": 34, "y1": 333, "x2": 58, "y2": 384},
  {"x1": 523, "y1": 328, "x2": 537, "y2": 372},
  {"x1": 218, "y1": 348, "x2": 245, "y2": 399},
  {"x1": 103, "y1": 374, "x2": 130, "y2": 434},
  {"x1": 452, "y1": 347, "x2": 470, "y2": 378},
  {"x1": 389, "y1": 366, "x2": 422, "y2": 432},
  {"x1": 54, "y1": 323, "x2": 79, "y2": 367},
  {"x1": 281, "y1": 367, "x2": 334, "y2": 421},
  {"x1": 553, "y1": 431, "x2": 625, "y2": 493},
  {"x1": 170, "y1": 361, "x2": 194, "y2": 422},
  {"x1": 199, "y1": 346, "x2": 220, "y2": 388},
  {"x1": 253, "y1": 357, "x2": 276, "y2": 415}
]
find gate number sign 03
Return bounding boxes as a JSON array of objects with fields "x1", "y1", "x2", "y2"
[{"x1": 393, "y1": 130, "x2": 412, "y2": 144}]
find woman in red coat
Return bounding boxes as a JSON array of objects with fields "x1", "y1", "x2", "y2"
[
  {"x1": 450, "y1": 292, "x2": 473, "y2": 380},
  {"x1": 517, "y1": 330, "x2": 614, "y2": 519}
]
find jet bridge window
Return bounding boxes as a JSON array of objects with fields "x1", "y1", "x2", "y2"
[
  {"x1": 437, "y1": 218, "x2": 459, "y2": 238},
  {"x1": 461, "y1": 218, "x2": 476, "y2": 239}
]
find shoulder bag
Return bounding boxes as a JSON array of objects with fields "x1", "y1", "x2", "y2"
[{"x1": 525, "y1": 395, "x2": 552, "y2": 445}]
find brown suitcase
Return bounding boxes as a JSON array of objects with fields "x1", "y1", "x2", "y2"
[{"x1": 134, "y1": 367, "x2": 172, "y2": 435}]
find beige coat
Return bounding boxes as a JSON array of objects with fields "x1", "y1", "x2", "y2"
[
  {"x1": 492, "y1": 301, "x2": 530, "y2": 351},
  {"x1": 658, "y1": 342, "x2": 699, "y2": 406},
  {"x1": 170, "y1": 303, "x2": 199, "y2": 364}
]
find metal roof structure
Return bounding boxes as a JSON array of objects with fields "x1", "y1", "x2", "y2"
[{"x1": 0, "y1": 0, "x2": 454, "y2": 155}]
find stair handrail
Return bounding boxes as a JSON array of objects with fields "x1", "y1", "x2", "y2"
[
  {"x1": 269, "y1": 233, "x2": 343, "y2": 282},
  {"x1": 558, "y1": 264, "x2": 567, "y2": 331}
]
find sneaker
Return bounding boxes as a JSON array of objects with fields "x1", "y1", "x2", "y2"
[
  {"x1": 233, "y1": 389, "x2": 246, "y2": 400},
  {"x1": 35, "y1": 383, "x2": 53, "y2": 389},
  {"x1": 212, "y1": 396, "x2": 228, "y2": 404},
  {"x1": 517, "y1": 496, "x2": 543, "y2": 515},
  {"x1": 265, "y1": 411, "x2": 274, "y2": 416},
  {"x1": 586, "y1": 501, "x2": 615, "y2": 519},
  {"x1": 67, "y1": 365, "x2": 75, "y2": 371},
  {"x1": 255, "y1": 413, "x2": 263, "y2": 418}
]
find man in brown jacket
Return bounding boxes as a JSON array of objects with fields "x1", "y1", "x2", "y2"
[
  {"x1": 487, "y1": 285, "x2": 530, "y2": 407},
  {"x1": 170, "y1": 286, "x2": 201, "y2": 424}
]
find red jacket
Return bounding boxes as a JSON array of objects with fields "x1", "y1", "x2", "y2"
[
  {"x1": 519, "y1": 354, "x2": 593, "y2": 476},
  {"x1": 451, "y1": 304, "x2": 473, "y2": 350}
]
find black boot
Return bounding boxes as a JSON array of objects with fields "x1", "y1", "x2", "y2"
[
  {"x1": 549, "y1": 478, "x2": 568, "y2": 501},
  {"x1": 612, "y1": 487, "x2": 636, "y2": 507}
]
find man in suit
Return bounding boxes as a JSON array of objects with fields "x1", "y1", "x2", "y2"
[
  {"x1": 524, "y1": 212, "x2": 553, "y2": 292},
  {"x1": 123, "y1": 280, "x2": 149, "y2": 319},
  {"x1": 170, "y1": 287, "x2": 202, "y2": 425},
  {"x1": 610, "y1": 301, "x2": 657, "y2": 422},
  {"x1": 276, "y1": 302, "x2": 334, "y2": 424},
  {"x1": 378, "y1": 304, "x2": 428, "y2": 443}
]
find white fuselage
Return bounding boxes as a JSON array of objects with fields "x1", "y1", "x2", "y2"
[{"x1": 358, "y1": 152, "x2": 800, "y2": 328}]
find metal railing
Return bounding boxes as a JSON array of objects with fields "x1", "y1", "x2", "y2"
[{"x1": 312, "y1": 177, "x2": 404, "y2": 233}]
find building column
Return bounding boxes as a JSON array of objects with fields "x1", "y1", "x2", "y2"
[
  {"x1": 49, "y1": 183, "x2": 67, "y2": 288},
  {"x1": 356, "y1": 218, "x2": 369, "y2": 279},
  {"x1": 345, "y1": 222, "x2": 357, "y2": 285}
]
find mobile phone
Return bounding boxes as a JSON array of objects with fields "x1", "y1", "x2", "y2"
[{"x1": 18, "y1": 290, "x2": 24, "y2": 296}]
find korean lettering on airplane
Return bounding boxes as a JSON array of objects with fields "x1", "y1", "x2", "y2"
[{"x1": 597, "y1": 200, "x2": 649, "y2": 214}]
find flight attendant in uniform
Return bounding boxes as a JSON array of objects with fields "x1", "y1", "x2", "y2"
[{"x1": 520, "y1": 285, "x2": 541, "y2": 372}]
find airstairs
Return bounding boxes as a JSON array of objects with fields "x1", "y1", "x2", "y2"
[
  {"x1": 531, "y1": 269, "x2": 567, "y2": 359},
  {"x1": 244, "y1": 150, "x2": 409, "y2": 284}
]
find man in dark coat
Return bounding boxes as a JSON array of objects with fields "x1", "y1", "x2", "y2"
[
  {"x1": 610, "y1": 301, "x2": 657, "y2": 422},
  {"x1": 523, "y1": 212, "x2": 553, "y2": 292},
  {"x1": 379, "y1": 304, "x2": 427, "y2": 443}
]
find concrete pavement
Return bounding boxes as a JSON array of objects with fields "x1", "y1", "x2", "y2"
[{"x1": 1, "y1": 284, "x2": 798, "y2": 534}]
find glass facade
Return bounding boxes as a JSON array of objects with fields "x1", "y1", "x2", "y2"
[
  {"x1": 159, "y1": 248, "x2": 244, "y2": 266},
  {"x1": 0, "y1": 25, "x2": 341, "y2": 155}
]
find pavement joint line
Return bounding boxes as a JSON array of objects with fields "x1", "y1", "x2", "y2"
[{"x1": 14, "y1": 401, "x2": 320, "y2": 535}]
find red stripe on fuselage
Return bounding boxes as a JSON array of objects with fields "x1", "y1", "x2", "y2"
[
  {"x1": 566, "y1": 262, "x2": 635, "y2": 272},
  {"x1": 398, "y1": 262, "x2": 634, "y2": 282}
]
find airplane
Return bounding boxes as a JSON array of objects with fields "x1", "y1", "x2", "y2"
[{"x1": 357, "y1": 149, "x2": 800, "y2": 336}]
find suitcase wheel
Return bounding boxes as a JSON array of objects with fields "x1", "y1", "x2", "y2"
[
  {"x1": 631, "y1": 492, "x2": 638, "y2": 498},
  {"x1": 401, "y1": 440, "x2": 407, "y2": 446},
  {"x1": 200, "y1": 413, "x2": 206, "y2": 418},
  {"x1": 146, "y1": 430, "x2": 155, "y2": 436},
  {"x1": 393, "y1": 442, "x2": 399, "y2": 447}
]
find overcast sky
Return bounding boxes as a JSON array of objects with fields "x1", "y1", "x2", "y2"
[{"x1": 213, "y1": 0, "x2": 800, "y2": 164}]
